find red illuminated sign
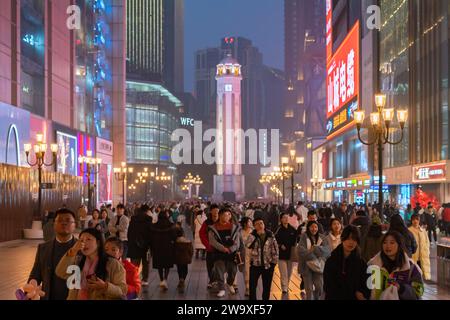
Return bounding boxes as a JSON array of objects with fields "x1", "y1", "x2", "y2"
[
  {"x1": 326, "y1": 21, "x2": 360, "y2": 139},
  {"x1": 327, "y1": 21, "x2": 359, "y2": 119},
  {"x1": 413, "y1": 163, "x2": 447, "y2": 182},
  {"x1": 326, "y1": 0, "x2": 332, "y2": 61}
]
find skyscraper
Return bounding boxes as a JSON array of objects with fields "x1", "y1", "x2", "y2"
[
  {"x1": 284, "y1": 0, "x2": 327, "y2": 141},
  {"x1": 126, "y1": 0, "x2": 184, "y2": 93}
]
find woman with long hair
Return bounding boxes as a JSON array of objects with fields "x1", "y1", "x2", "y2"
[
  {"x1": 388, "y1": 214, "x2": 417, "y2": 257},
  {"x1": 297, "y1": 221, "x2": 330, "y2": 300},
  {"x1": 55, "y1": 228, "x2": 127, "y2": 300},
  {"x1": 367, "y1": 231, "x2": 424, "y2": 300}
]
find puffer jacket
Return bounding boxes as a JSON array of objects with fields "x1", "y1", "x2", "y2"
[
  {"x1": 246, "y1": 229, "x2": 279, "y2": 269},
  {"x1": 408, "y1": 226, "x2": 431, "y2": 280},
  {"x1": 367, "y1": 252, "x2": 424, "y2": 300},
  {"x1": 297, "y1": 233, "x2": 330, "y2": 274}
]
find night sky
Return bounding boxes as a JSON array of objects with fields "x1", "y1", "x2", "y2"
[{"x1": 184, "y1": 0, "x2": 284, "y2": 92}]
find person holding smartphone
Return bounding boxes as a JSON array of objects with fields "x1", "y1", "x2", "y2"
[{"x1": 56, "y1": 228, "x2": 127, "y2": 300}]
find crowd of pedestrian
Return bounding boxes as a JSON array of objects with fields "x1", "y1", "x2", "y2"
[{"x1": 27, "y1": 198, "x2": 447, "y2": 300}]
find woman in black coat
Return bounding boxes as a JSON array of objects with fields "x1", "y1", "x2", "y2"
[
  {"x1": 388, "y1": 214, "x2": 417, "y2": 257},
  {"x1": 151, "y1": 210, "x2": 177, "y2": 290},
  {"x1": 127, "y1": 205, "x2": 153, "y2": 284},
  {"x1": 323, "y1": 225, "x2": 370, "y2": 300}
]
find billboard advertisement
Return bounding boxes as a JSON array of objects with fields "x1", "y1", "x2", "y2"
[
  {"x1": 0, "y1": 102, "x2": 30, "y2": 167},
  {"x1": 326, "y1": 21, "x2": 360, "y2": 139},
  {"x1": 56, "y1": 131, "x2": 78, "y2": 176}
]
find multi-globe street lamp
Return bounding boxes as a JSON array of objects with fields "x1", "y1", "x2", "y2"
[
  {"x1": 24, "y1": 133, "x2": 58, "y2": 218},
  {"x1": 259, "y1": 174, "x2": 272, "y2": 199},
  {"x1": 78, "y1": 150, "x2": 101, "y2": 212},
  {"x1": 155, "y1": 171, "x2": 171, "y2": 201},
  {"x1": 113, "y1": 162, "x2": 134, "y2": 204},
  {"x1": 193, "y1": 175, "x2": 203, "y2": 198},
  {"x1": 353, "y1": 93, "x2": 408, "y2": 217},
  {"x1": 183, "y1": 173, "x2": 195, "y2": 199},
  {"x1": 281, "y1": 150, "x2": 304, "y2": 206}
]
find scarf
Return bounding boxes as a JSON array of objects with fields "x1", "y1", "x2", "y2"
[{"x1": 78, "y1": 256, "x2": 99, "y2": 300}]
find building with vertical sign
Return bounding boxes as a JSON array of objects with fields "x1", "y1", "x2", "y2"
[{"x1": 315, "y1": 0, "x2": 450, "y2": 206}]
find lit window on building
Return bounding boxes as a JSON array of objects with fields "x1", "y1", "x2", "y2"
[{"x1": 285, "y1": 109, "x2": 294, "y2": 118}]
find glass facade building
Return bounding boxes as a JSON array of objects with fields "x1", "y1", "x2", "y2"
[{"x1": 126, "y1": 81, "x2": 181, "y2": 165}]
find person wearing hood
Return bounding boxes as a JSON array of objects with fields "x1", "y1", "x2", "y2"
[
  {"x1": 323, "y1": 225, "x2": 370, "y2": 300},
  {"x1": 388, "y1": 214, "x2": 417, "y2": 257},
  {"x1": 362, "y1": 216, "x2": 384, "y2": 263},
  {"x1": 127, "y1": 205, "x2": 153, "y2": 286},
  {"x1": 150, "y1": 210, "x2": 177, "y2": 290},
  {"x1": 408, "y1": 214, "x2": 431, "y2": 280},
  {"x1": 246, "y1": 217, "x2": 279, "y2": 300},
  {"x1": 297, "y1": 220, "x2": 331, "y2": 300},
  {"x1": 367, "y1": 231, "x2": 424, "y2": 300}
]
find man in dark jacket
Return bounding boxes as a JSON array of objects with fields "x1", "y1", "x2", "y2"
[
  {"x1": 28, "y1": 208, "x2": 77, "y2": 300},
  {"x1": 423, "y1": 203, "x2": 437, "y2": 243},
  {"x1": 274, "y1": 213, "x2": 297, "y2": 293},
  {"x1": 127, "y1": 205, "x2": 153, "y2": 286},
  {"x1": 200, "y1": 204, "x2": 220, "y2": 289}
]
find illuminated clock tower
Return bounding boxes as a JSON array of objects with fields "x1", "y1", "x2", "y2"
[{"x1": 213, "y1": 55, "x2": 245, "y2": 201}]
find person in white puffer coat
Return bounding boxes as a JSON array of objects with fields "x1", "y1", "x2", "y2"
[{"x1": 193, "y1": 210, "x2": 207, "y2": 259}]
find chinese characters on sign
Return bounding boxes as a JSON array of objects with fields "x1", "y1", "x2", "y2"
[
  {"x1": 326, "y1": 21, "x2": 360, "y2": 138},
  {"x1": 413, "y1": 163, "x2": 447, "y2": 182}
]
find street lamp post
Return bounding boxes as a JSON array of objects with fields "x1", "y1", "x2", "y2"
[
  {"x1": 155, "y1": 171, "x2": 171, "y2": 202},
  {"x1": 24, "y1": 134, "x2": 58, "y2": 219},
  {"x1": 113, "y1": 162, "x2": 134, "y2": 204},
  {"x1": 78, "y1": 150, "x2": 101, "y2": 212},
  {"x1": 193, "y1": 175, "x2": 203, "y2": 198},
  {"x1": 183, "y1": 173, "x2": 194, "y2": 199},
  {"x1": 281, "y1": 150, "x2": 305, "y2": 206},
  {"x1": 259, "y1": 174, "x2": 271, "y2": 199},
  {"x1": 354, "y1": 93, "x2": 408, "y2": 217}
]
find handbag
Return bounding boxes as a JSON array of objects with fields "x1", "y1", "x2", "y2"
[{"x1": 306, "y1": 258, "x2": 325, "y2": 273}]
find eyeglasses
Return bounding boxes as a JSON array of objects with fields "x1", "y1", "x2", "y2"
[{"x1": 55, "y1": 219, "x2": 75, "y2": 224}]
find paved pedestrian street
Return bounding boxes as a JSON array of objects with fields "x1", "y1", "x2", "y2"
[{"x1": 0, "y1": 239, "x2": 448, "y2": 301}]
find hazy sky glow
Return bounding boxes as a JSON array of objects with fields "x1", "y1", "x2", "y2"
[{"x1": 184, "y1": 0, "x2": 284, "y2": 92}]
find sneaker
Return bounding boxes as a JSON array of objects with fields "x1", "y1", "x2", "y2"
[
  {"x1": 228, "y1": 284, "x2": 236, "y2": 295},
  {"x1": 142, "y1": 281, "x2": 149, "y2": 286},
  {"x1": 217, "y1": 290, "x2": 226, "y2": 298},
  {"x1": 161, "y1": 280, "x2": 168, "y2": 290},
  {"x1": 159, "y1": 281, "x2": 165, "y2": 288}
]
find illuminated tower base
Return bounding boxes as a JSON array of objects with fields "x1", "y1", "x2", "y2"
[{"x1": 213, "y1": 175, "x2": 245, "y2": 202}]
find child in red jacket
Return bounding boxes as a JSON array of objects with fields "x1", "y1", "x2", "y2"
[{"x1": 105, "y1": 237, "x2": 141, "y2": 299}]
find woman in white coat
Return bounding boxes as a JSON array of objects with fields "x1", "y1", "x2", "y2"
[
  {"x1": 193, "y1": 210, "x2": 207, "y2": 259},
  {"x1": 408, "y1": 213, "x2": 431, "y2": 280}
]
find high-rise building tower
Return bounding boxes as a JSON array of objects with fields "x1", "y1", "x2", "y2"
[
  {"x1": 126, "y1": 0, "x2": 184, "y2": 93},
  {"x1": 213, "y1": 55, "x2": 245, "y2": 201}
]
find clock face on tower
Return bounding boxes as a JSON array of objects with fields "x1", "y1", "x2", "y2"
[{"x1": 225, "y1": 84, "x2": 233, "y2": 92}]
